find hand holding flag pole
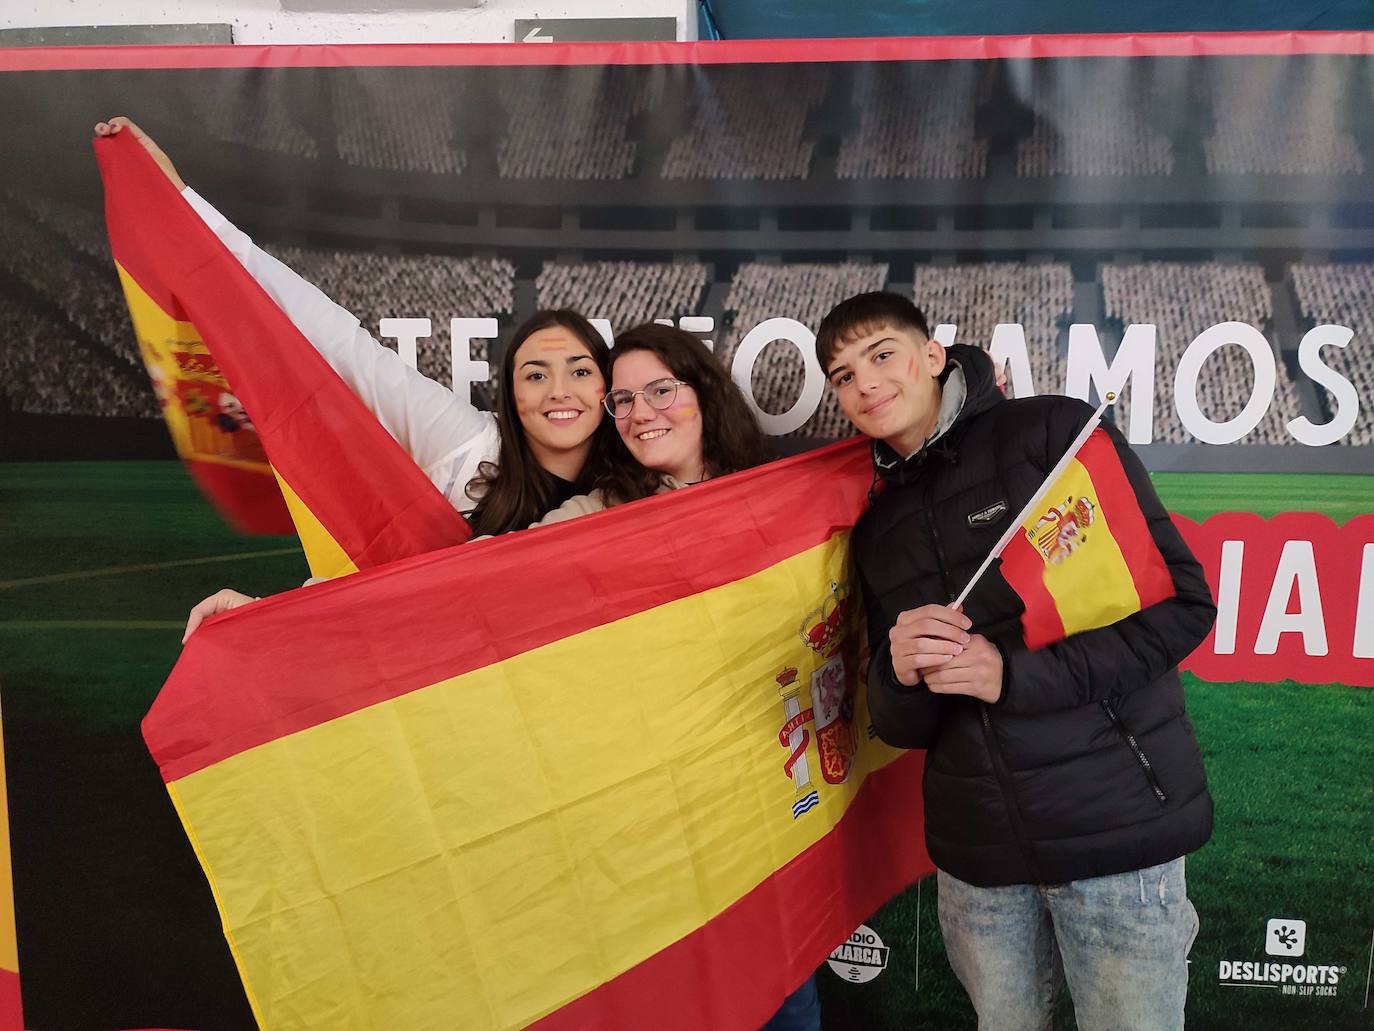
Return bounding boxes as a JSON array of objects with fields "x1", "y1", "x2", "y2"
[{"x1": 951, "y1": 392, "x2": 1119, "y2": 609}]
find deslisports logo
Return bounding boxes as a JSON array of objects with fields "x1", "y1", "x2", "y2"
[{"x1": 1218, "y1": 917, "x2": 1345, "y2": 991}]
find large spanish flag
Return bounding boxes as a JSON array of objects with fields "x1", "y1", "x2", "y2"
[
  {"x1": 144, "y1": 439, "x2": 931, "y2": 1030},
  {"x1": 1000, "y1": 427, "x2": 1175, "y2": 649},
  {"x1": 96, "y1": 129, "x2": 471, "y2": 578}
]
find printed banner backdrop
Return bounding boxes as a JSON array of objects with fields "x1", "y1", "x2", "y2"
[{"x1": 0, "y1": 33, "x2": 1372, "y2": 1030}]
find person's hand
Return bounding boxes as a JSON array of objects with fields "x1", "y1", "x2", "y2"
[
  {"x1": 925, "y1": 633, "x2": 1004, "y2": 704},
  {"x1": 93, "y1": 116, "x2": 185, "y2": 191},
  {"x1": 889, "y1": 603, "x2": 972, "y2": 687},
  {"x1": 183, "y1": 588, "x2": 259, "y2": 643}
]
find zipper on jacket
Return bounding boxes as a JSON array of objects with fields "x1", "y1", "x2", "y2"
[
  {"x1": 928, "y1": 490, "x2": 1041, "y2": 881},
  {"x1": 978, "y1": 704, "x2": 1043, "y2": 882},
  {"x1": 923, "y1": 493, "x2": 955, "y2": 602},
  {"x1": 1101, "y1": 699, "x2": 1168, "y2": 804}
]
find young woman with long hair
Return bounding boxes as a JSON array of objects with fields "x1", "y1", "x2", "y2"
[
  {"x1": 179, "y1": 306, "x2": 618, "y2": 636},
  {"x1": 463, "y1": 309, "x2": 619, "y2": 536}
]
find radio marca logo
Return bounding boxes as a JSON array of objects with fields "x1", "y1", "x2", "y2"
[{"x1": 827, "y1": 924, "x2": 890, "y2": 984}]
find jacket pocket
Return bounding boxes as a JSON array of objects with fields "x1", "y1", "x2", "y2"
[{"x1": 1101, "y1": 699, "x2": 1168, "y2": 804}]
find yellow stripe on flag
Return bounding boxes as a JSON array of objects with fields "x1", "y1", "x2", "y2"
[
  {"x1": 115, "y1": 262, "x2": 203, "y2": 456},
  {"x1": 274, "y1": 473, "x2": 358, "y2": 581},
  {"x1": 0, "y1": 694, "x2": 17, "y2": 974},
  {"x1": 169, "y1": 531, "x2": 900, "y2": 1030},
  {"x1": 1035, "y1": 457, "x2": 1143, "y2": 636}
]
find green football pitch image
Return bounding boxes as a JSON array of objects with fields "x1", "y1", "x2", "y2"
[{"x1": 0, "y1": 462, "x2": 1370, "y2": 1029}]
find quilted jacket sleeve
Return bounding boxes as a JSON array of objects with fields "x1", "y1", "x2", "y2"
[{"x1": 999, "y1": 405, "x2": 1216, "y2": 714}]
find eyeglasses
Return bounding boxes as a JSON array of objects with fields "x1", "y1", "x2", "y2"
[{"x1": 603, "y1": 378, "x2": 689, "y2": 419}]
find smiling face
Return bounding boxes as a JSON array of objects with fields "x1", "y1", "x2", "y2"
[
  {"x1": 610, "y1": 348, "x2": 705, "y2": 484},
  {"x1": 510, "y1": 326, "x2": 606, "y2": 478},
  {"x1": 824, "y1": 323, "x2": 947, "y2": 456}
]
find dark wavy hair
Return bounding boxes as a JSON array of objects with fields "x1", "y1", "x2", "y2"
[
  {"x1": 815, "y1": 291, "x2": 932, "y2": 373},
  {"x1": 466, "y1": 310, "x2": 618, "y2": 535},
  {"x1": 594, "y1": 323, "x2": 770, "y2": 505}
]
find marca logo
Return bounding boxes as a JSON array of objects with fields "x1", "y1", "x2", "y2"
[
  {"x1": 1218, "y1": 917, "x2": 1345, "y2": 999},
  {"x1": 827, "y1": 924, "x2": 889, "y2": 984}
]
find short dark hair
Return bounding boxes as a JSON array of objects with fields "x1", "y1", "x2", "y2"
[{"x1": 815, "y1": 291, "x2": 931, "y2": 373}]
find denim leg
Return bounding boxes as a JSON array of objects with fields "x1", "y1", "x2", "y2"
[
  {"x1": 938, "y1": 870, "x2": 1061, "y2": 1031},
  {"x1": 1044, "y1": 858, "x2": 1198, "y2": 1031},
  {"x1": 761, "y1": 973, "x2": 820, "y2": 1031}
]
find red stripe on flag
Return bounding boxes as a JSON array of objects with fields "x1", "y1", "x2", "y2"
[
  {"x1": 1076, "y1": 431, "x2": 1175, "y2": 609},
  {"x1": 999, "y1": 533, "x2": 1066, "y2": 650},
  {"x1": 530, "y1": 751, "x2": 931, "y2": 1031},
  {"x1": 145, "y1": 439, "x2": 874, "y2": 781},
  {"x1": 97, "y1": 130, "x2": 471, "y2": 569},
  {"x1": 0, "y1": 968, "x2": 22, "y2": 1031},
  {"x1": 4, "y1": 32, "x2": 1373, "y2": 72},
  {"x1": 184, "y1": 460, "x2": 295, "y2": 536}
]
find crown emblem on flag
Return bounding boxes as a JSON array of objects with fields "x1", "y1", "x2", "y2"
[
  {"x1": 1027, "y1": 494, "x2": 1097, "y2": 565},
  {"x1": 798, "y1": 582, "x2": 853, "y2": 658}
]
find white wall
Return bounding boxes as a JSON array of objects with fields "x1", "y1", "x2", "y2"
[{"x1": 0, "y1": 0, "x2": 694, "y2": 44}]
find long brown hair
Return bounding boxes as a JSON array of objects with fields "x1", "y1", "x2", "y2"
[
  {"x1": 466, "y1": 310, "x2": 617, "y2": 535},
  {"x1": 595, "y1": 323, "x2": 771, "y2": 505}
]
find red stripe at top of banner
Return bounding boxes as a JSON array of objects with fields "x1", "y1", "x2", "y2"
[
  {"x1": 3, "y1": 31, "x2": 1372, "y2": 72},
  {"x1": 97, "y1": 129, "x2": 471, "y2": 569},
  {"x1": 143, "y1": 438, "x2": 873, "y2": 782}
]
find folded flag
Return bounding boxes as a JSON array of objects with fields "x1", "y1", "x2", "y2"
[
  {"x1": 96, "y1": 130, "x2": 471, "y2": 577},
  {"x1": 110, "y1": 239, "x2": 293, "y2": 537},
  {"x1": 996, "y1": 419, "x2": 1176, "y2": 649},
  {"x1": 144, "y1": 439, "x2": 932, "y2": 1030}
]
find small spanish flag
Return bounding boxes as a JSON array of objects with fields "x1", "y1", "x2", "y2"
[
  {"x1": 999, "y1": 426, "x2": 1175, "y2": 649},
  {"x1": 144, "y1": 440, "x2": 931, "y2": 1030},
  {"x1": 96, "y1": 129, "x2": 471, "y2": 578}
]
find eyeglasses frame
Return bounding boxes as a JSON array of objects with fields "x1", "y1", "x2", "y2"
[{"x1": 603, "y1": 378, "x2": 691, "y2": 419}]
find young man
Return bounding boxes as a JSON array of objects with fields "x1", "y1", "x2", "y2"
[{"x1": 817, "y1": 292, "x2": 1215, "y2": 1031}]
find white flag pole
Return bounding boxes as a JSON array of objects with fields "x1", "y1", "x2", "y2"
[{"x1": 951, "y1": 392, "x2": 1118, "y2": 608}]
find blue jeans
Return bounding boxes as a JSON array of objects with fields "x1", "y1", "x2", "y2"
[
  {"x1": 762, "y1": 973, "x2": 820, "y2": 1031},
  {"x1": 938, "y1": 859, "x2": 1198, "y2": 1031}
]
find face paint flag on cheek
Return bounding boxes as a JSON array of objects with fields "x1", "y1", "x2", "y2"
[
  {"x1": 144, "y1": 439, "x2": 932, "y2": 1031},
  {"x1": 96, "y1": 130, "x2": 471, "y2": 578}
]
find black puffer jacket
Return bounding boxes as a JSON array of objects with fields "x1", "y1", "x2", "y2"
[{"x1": 855, "y1": 344, "x2": 1215, "y2": 888}]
